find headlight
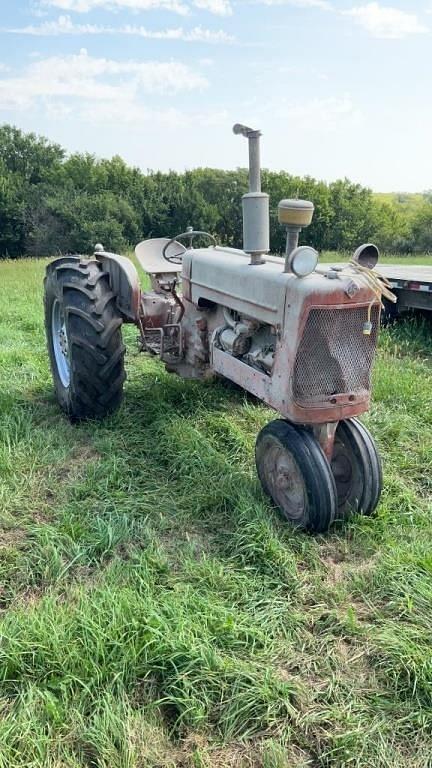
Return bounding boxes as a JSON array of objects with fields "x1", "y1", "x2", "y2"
[
  {"x1": 352, "y1": 243, "x2": 379, "y2": 270},
  {"x1": 288, "y1": 245, "x2": 319, "y2": 278}
]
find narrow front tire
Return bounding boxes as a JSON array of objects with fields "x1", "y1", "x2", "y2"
[
  {"x1": 255, "y1": 420, "x2": 337, "y2": 533},
  {"x1": 331, "y1": 418, "x2": 383, "y2": 518}
]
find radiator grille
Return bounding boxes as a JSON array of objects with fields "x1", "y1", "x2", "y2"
[{"x1": 293, "y1": 305, "x2": 380, "y2": 405}]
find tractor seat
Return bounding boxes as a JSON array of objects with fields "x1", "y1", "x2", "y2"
[{"x1": 135, "y1": 238, "x2": 186, "y2": 275}]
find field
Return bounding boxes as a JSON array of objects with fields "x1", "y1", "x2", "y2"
[
  {"x1": 0, "y1": 256, "x2": 432, "y2": 768},
  {"x1": 320, "y1": 251, "x2": 432, "y2": 265}
]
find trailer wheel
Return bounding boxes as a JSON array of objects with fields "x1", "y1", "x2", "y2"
[
  {"x1": 255, "y1": 420, "x2": 337, "y2": 533},
  {"x1": 331, "y1": 418, "x2": 382, "y2": 518},
  {"x1": 44, "y1": 257, "x2": 126, "y2": 421}
]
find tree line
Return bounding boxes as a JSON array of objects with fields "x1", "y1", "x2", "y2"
[{"x1": 0, "y1": 124, "x2": 431, "y2": 259}]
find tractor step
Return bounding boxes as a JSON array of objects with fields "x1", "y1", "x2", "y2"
[{"x1": 140, "y1": 324, "x2": 182, "y2": 359}]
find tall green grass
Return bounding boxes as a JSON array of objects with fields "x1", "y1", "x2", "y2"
[
  {"x1": 320, "y1": 251, "x2": 432, "y2": 265},
  {"x1": 0, "y1": 257, "x2": 431, "y2": 767}
]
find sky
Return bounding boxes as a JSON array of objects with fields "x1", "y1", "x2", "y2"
[{"x1": 0, "y1": 0, "x2": 431, "y2": 191}]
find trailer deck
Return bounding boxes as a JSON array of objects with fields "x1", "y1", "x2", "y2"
[{"x1": 378, "y1": 264, "x2": 432, "y2": 313}]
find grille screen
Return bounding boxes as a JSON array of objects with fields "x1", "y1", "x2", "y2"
[{"x1": 293, "y1": 305, "x2": 380, "y2": 405}]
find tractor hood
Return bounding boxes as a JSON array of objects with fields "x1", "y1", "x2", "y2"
[{"x1": 182, "y1": 246, "x2": 376, "y2": 328}]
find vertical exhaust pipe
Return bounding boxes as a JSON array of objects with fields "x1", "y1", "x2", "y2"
[
  {"x1": 233, "y1": 123, "x2": 270, "y2": 265},
  {"x1": 246, "y1": 128, "x2": 261, "y2": 193}
]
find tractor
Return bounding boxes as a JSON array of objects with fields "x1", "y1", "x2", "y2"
[{"x1": 44, "y1": 123, "x2": 393, "y2": 532}]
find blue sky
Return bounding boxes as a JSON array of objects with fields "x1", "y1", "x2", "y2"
[{"x1": 0, "y1": 0, "x2": 431, "y2": 190}]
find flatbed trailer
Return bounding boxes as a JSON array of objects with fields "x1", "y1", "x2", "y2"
[{"x1": 378, "y1": 265, "x2": 432, "y2": 315}]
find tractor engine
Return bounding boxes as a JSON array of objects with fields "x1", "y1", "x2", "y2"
[{"x1": 178, "y1": 242, "x2": 381, "y2": 426}]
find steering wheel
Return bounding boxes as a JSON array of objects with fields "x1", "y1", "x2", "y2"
[{"x1": 162, "y1": 230, "x2": 217, "y2": 265}]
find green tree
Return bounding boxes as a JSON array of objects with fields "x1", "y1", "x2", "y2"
[
  {"x1": 0, "y1": 125, "x2": 64, "y2": 185},
  {"x1": 370, "y1": 200, "x2": 412, "y2": 253},
  {"x1": 411, "y1": 203, "x2": 432, "y2": 253},
  {"x1": 0, "y1": 171, "x2": 25, "y2": 256},
  {"x1": 0, "y1": 123, "x2": 424, "y2": 259},
  {"x1": 326, "y1": 179, "x2": 376, "y2": 251}
]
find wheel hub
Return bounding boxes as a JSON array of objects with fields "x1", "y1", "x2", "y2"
[
  {"x1": 264, "y1": 444, "x2": 306, "y2": 522},
  {"x1": 52, "y1": 298, "x2": 70, "y2": 388},
  {"x1": 59, "y1": 326, "x2": 69, "y2": 357},
  {"x1": 331, "y1": 438, "x2": 359, "y2": 508}
]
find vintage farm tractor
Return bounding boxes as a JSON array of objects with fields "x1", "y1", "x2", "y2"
[{"x1": 44, "y1": 123, "x2": 395, "y2": 532}]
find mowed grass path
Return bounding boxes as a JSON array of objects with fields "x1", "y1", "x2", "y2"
[{"x1": 0, "y1": 257, "x2": 431, "y2": 768}]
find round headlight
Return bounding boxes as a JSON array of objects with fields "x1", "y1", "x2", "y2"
[
  {"x1": 352, "y1": 243, "x2": 379, "y2": 270},
  {"x1": 288, "y1": 245, "x2": 319, "y2": 278}
]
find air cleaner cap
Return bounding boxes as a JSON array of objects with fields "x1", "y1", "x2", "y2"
[{"x1": 278, "y1": 199, "x2": 314, "y2": 227}]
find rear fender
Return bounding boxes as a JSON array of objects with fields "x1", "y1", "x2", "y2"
[
  {"x1": 46, "y1": 252, "x2": 141, "y2": 323},
  {"x1": 95, "y1": 250, "x2": 141, "y2": 322}
]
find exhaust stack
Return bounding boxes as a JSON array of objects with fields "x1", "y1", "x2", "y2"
[{"x1": 233, "y1": 123, "x2": 269, "y2": 265}]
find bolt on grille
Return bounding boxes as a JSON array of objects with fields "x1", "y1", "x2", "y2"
[{"x1": 293, "y1": 305, "x2": 380, "y2": 405}]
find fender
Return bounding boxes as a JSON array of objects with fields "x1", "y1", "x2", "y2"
[{"x1": 95, "y1": 250, "x2": 141, "y2": 322}]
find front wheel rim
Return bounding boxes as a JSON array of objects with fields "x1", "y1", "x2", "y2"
[
  {"x1": 260, "y1": 439, "x2": 307, "y2": 525},
  {"x1": 331, "y1": 441, "x2": 358, "y2": 507},
  {"x1": 52, "y1": 298, "x2": 70, "y2": 388}
]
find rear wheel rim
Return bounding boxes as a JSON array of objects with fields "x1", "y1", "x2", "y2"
[{"x1": 52, "y1": 298, "x2": 70, "y2": 388}]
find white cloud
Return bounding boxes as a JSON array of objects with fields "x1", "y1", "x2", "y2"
[
  {"x1": 344, "y1": 2, "x2": 428, "y2": 39},
  {"x1": 286, "y1": 96, "x2": 362, "y2": 130},
  {"x1": 192, "y1": 0, "x2": 233, "y2": 16},
  {"x1": 0, "y1": 49, "x2": 207, "y2": 111},
  {"x1": 45, "y1": 101, "x2": 74, "y2": 118},
  {"x1": 80, "y1": 100, "x2": 228, "y2": 125},
  {"x1": 40, "y1": 0, "x2": 190, "y2": 15},
  {"x1": 9, "y1": 16, "x2": 235, "y2": 42},
  {"x1": 8, "y1": 14, "x2": 234, "y2": 42},
  {"x1": 125, "y1": 22, "x2": 234, "y2": 40},
  {"x1": 39, "y1": 0, "x2": 235, "y2": 14},
  {"x1": 9, "y1": 15, "x2": 111, "y2": 35},
  {"x1": 260, "y1": 95, "x2": 363, "y2": 133},
  {"x1": 256, "y1": 0, "x2": 332, "y2": 9},
  {"x1": 39, "y1": 0, "x2": 236, "y2": 16}
]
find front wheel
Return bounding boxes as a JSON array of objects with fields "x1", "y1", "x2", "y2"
[
  {"x1": 331, "y1": 418, "x2": 382, "y2": 518},
  {"x1": 44, "y1": 257, "x2": 126, "y2": 421},
  {"x1": 255, "y1": 420, "x2": 337, "y2": 533}
]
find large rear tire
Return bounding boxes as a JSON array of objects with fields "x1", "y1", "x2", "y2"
[
  {"x1": 255, "y1": 420, "x2": 337, "y2": 533},
  {"x1": 44, "y1": 256, "x2": 126, "y2": 421}
]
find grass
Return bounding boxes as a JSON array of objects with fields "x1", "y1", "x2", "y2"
[
  {"x1": 319, "y1": 251, "x2": 432, "y2": 266},
  {"x1": 0, "y1": 254, "x2": 431, "y2": 767}
]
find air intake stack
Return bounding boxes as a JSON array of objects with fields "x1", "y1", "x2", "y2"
[
  {"x1": 278, "y1": 199, "x2": 317, "y2": 275},
  {"x1": 233, "y1": 123, "x2": 269, "y2": 265}
]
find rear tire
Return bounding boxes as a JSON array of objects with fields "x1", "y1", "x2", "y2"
[
  {"x1": 44, "y1": 256, "x2": 126, "y2": 421},
  {"x1": 255, "y1": 420, "x2": 337, "y2": 533}
]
